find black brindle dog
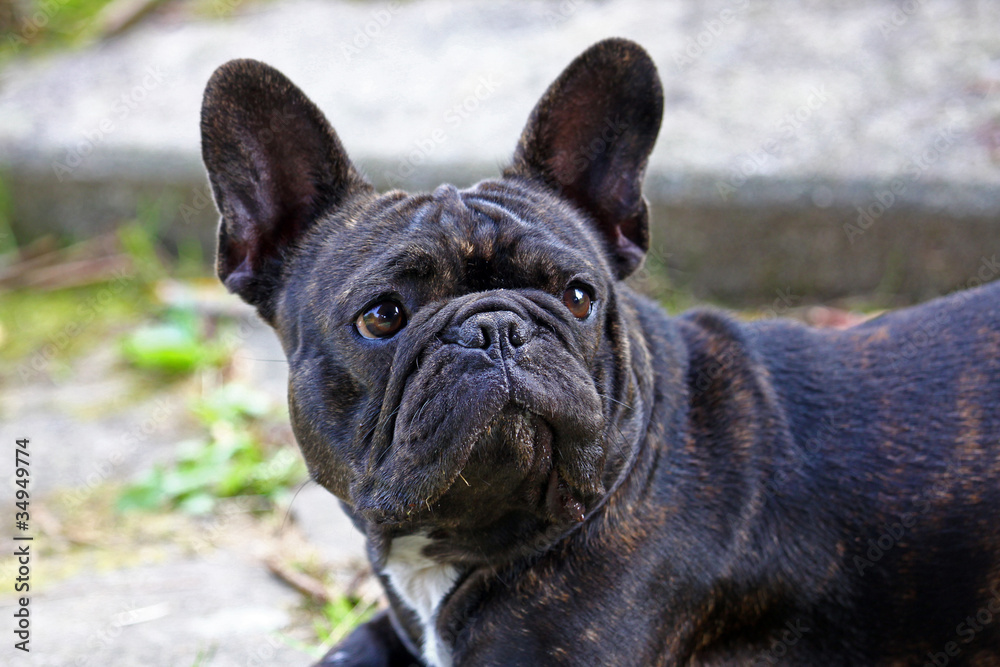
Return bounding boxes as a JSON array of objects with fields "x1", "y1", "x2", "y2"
[{"x1": 200, "y1": 38, "x2": 1000, "y2": 666}]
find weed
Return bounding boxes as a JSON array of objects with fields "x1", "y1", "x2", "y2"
[
  {"x1": 118, "y1": 384, "x2": 306, "y2": 514},
  {"x1": 119, "y1": 305, "x2": 228, "y2": 374},
  {"x1": 313, "y1": 594, "x2": 379, "y2": 648}
]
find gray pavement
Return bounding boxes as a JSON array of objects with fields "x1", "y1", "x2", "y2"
[
  {"x1": 1, "y1": 0, "x2": 999, "y2": 301},
  {"x1": 0, "y1": 549, "x2": 310, "y2": 666},
  {"x1": 0, "y1": 309, "x2": 369, "y2": 665}
]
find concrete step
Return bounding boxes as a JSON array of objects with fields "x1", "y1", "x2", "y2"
[{"x1": 2, "y1": 0, "x2": 999, "y2": 303}]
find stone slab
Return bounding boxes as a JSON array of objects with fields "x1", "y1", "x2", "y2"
[{"x1": 1, "y1": 0, "x2": 999, "y2": 301}]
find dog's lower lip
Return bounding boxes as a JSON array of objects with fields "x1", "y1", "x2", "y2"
[
  {"x1": 363, "y1": 409, "x2": 539, "y2": 524},
  {"x1": 533, "y1": 414, "x2": 552, "y2": 458},
  {"x1": 535, "y1": 409, "x2": 582, "y2": 523},
  {"x1": 545, "y1": 467, "x2": 586, "y2": 524}
]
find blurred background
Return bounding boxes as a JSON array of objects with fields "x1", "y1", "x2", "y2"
[{"x1": 0, "y1": 0, "x2": 998, "y2": 664}]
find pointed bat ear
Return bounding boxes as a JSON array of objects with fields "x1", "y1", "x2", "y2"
[
  {"x1": 201, "y1": 59, "x2": 373, "y2": 320},
  {"x1": 506, "y1": 38, "x2": 663, "y2": 279}
]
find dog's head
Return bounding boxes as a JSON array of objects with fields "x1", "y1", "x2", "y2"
[{"x1": 201, "y1": 38, "x2": 663, "y2": 565}]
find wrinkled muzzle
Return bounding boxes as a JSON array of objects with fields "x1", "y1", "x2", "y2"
[{"x1": 350, "y1": 291, "x2": 607, "y2": 527}]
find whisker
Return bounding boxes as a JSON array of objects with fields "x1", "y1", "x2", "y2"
[
  {"x1": 606, "y1": 420, "x2": 633, "y2": 463},
  {"x1": 596, "y1": 391, "x2": 634, "y2": 411},
  {"x1": 280, "y1": 479, "x2": 316, "y2": 531}
]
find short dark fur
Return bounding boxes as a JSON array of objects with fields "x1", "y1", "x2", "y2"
[{"x1": 201, "y1": 39, "x2": 1000, "y2": 665}]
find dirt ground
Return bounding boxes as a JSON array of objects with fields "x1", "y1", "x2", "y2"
[{"x1": 0, "y1": 281, "x2": 372, "y2": 666}]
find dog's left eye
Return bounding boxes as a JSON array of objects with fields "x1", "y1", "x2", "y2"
[
  {"x1": 356, "y1": 301, "x2": 407, "y2": 339},
  {"x1": 563, "y1": 285, "x2": 593, "y2": 319}
]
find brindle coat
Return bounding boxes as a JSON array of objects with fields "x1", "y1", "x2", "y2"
[{"x1": 201, "y1": 38, "x2": 1000, "y2": 666}]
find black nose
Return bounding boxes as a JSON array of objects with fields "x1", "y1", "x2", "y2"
[{"x1": 454, "y1": 311, "x2": 535, "y2": 350}]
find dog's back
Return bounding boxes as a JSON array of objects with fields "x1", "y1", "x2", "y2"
[{"x1": 712, "y1": 280, "x2": 1000, "y2": 660}]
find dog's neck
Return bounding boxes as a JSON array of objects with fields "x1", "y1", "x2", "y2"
[{"x1": 374, "y1": 299, "x2": 819, "y2": 664}]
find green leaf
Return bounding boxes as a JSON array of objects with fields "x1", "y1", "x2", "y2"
[
  {"x1": 178, "y1": 493, "x2": 216, "y2": 515},
  {"x1": 193, "y1": 384, "x2": 272, "y2": 424},
  {"x1": 120, "y1": 323, "x2": 204, "y2": 374}
]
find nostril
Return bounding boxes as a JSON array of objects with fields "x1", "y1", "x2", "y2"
[
  {"x1": 457, "y1": 323, "x2": 488, "y2": 349},
  {"x1": 509, "y1": 325, "x2": 525, "y2": 347},
  {"x1": 478, "y1": 323, "x2": 494, "y2": 349},
  {"x1": 452, "y1": 311, "x2": 534, "y2": 350}
]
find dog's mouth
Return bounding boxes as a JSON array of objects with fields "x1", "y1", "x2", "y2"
[
  {"x1": 362, "y1": 407, "x2": 599, "y2": 567},
  {"x1": 441, "y1": 409, "x2": 588, "y2": 527},
  {"x1": 354, "y1": 404, "x2": 595, "y2": 530},
  {"x1": 348, "y1": 292, "x2": 608, "y2": 537}
]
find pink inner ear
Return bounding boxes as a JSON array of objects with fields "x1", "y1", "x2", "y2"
[
  {"x1": 606, "y1": 169, "x2": 641, "y2": 220},
  {"x1": 544, "y1": 104, "x2": 603, "y2": 187}
]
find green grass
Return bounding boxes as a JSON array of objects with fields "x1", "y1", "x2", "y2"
[
  {"x1": 313, "y1": 595, "x2": 379, "y2": 648},
  {"x1": 119, "y1": 305, "x2": 230, "y2": 375},
  {"x1": 0, "y1": 279, "x2": 151, "y2": 366},
  {"x1": 1, "y1": 0, "x2": 277, "y2": 68},
  {"x1": 2, "y1": 0, "x2": 118, "y2": 58},
  {"x1": 118, "y1": 383, "x2": 307, "y2": 514},
  {"x1": 0, "y1": 212, "x2": 168, "y2": 369}
]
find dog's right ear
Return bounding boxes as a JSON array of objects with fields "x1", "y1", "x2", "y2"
[
  {"x1": 201, "y1": 59, "x2": 372, "y2": 319},
  {"x1": 506, "y1": 38, "x2": 662, "y2": 279}
]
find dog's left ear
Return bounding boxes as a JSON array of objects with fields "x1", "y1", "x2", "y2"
[{"x1": 506, "y1": 38, "x2": 663, "y2": 278}]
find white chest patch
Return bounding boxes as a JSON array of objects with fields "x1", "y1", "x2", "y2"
[{"x1": 382, "y1": 534, "x2": 460, "y2": 667}]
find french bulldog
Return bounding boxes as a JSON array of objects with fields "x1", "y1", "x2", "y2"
[{"x1": 201, "y1": 38, "x2": 1000, "y2": 666}]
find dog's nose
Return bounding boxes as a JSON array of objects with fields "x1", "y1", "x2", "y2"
[{"x1": 454, "y1": 311, "x2": 535, "y2": 350}]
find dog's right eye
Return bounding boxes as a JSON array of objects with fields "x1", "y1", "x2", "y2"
[
  {"x1": 356, "y1": 301, "x2": 407, "y2": 339},
  {"x1": 563, "y1": 284, "x2": 594, "y2": 319}
]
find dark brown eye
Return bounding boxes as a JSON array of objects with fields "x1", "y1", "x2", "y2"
[
  {"x1": 356, "y1": 301, "x2": 406, "y2": 339},
  {"x1": 563, "y1": 285, "x2": 593, "y2": 319}
]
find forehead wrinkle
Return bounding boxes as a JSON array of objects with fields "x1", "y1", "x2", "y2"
[
  {"x1": 469, "y1": 182, "x2": 612, "y2": 273},
  {"x1": 465, "y1": 192, "x2": 604, "y2": 280},
  {"x1": 466, "y1": 214, "x2": 500, "y2": 259},
  {"x1": 462, "y1": 194, "x2": 539, "y2": 260},
  {"x1": 364, "y1": 191, "x2": 428, "y2": 237},
  {"x1": 326, "y1": 193, "x2": 428, "y2": 269},
  {"x1": 391, "y1": 242, "x2": 445, "y2": 278},
  {"x1": 464, "y1": 195, "x2": 533, "y2": 232}
]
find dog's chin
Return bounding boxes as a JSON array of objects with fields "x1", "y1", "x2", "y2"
[
  {"x1": 433, "y1": 409, "x2": 586, "y2": 523},
  {"x1": 367, "y1": 408, "x2": 601, "y2": 565}
]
